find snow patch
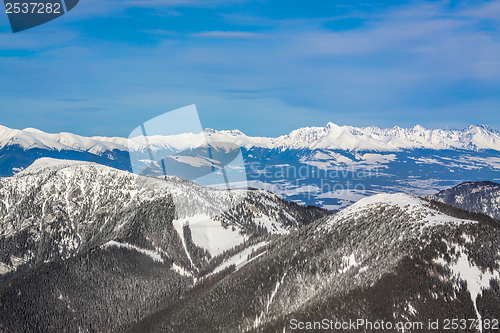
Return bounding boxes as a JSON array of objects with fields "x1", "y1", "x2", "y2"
[
  {"x1": 171, "y1": 263, "x2": 193, "y2": 277},
  {"x1": 102, "y1": 240, "x2": 163, "y2": 263},
  {"x1": 339, "y1": 253, "x2": 361, "y2": 274},
  {"x1": 253, "y1": 215, "x2": 287, "y2": 235},
  {"x1": 213, "y1": 242, "x2": 268, "y2": 274},
  {"x1": 434, "y1": 240, "x2": 500, "y2": 327},
  {"x1": 173, "y1": 214, "x2": 248, "y2": 256}
]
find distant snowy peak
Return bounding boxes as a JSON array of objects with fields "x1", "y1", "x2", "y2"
[
  {"x1": 1, "y1": 123, "x2": 500, "y2": 154},
  {"x1": 206, "y1": 123, "x2": 500, "y2": 151},
  {"x1": 0, "y1": 125, "x2": 128, "y2": 154},
  {"x1": 269, "y1": 123, "x2": 500, "y2": 151}
]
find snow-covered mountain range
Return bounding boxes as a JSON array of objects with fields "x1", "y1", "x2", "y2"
[
  {"x1": 1, "y1": 123, "x2": 500, "y2": 210},
  {"x1": 2, "y1": 123, "x2": 500, "y2": 154},
  {"x1": 0, "y1": 125, "x2": 128, "y2": 154}
]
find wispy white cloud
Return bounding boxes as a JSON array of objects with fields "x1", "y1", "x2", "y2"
[
  {"x1": 458, "y1": 0, "x2": 500, "y2": 20},
  {"x1": 66, "y1": 0, "x2": 249, "y2": 17},
  {"x1": 284, "y1": 2, "x2": 500, "y2": 82},
  {"x1": 1, "y1": 0, "x2": 500, "y2": 136},
  {"x1": 191, "y1": 30, "x2": 269, "y2": 39},
  {"x1": 142, "y1": 29, "x2": 179, "y2": 36}
]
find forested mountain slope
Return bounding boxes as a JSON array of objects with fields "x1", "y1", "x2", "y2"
[
  {"x1": 0, "y1": 158, "x2": 329, "y2": 333},
  {"x1": 128, "y1": 194, "x2": 500, "y2": 333}
]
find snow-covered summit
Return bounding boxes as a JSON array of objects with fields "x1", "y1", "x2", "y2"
[
  {"x1": 270, "y1": 123, "x2": 500, "y2": 151},
  {"x1": 0, "y1": 156, "x2": 331, "y2": 300},
  {"x1": 13, "y1": 157, "x2": 98, "y2": 176},
  {"x1": 322, "y1": 192, "x2": 478, "y2": 232},
  {"x1": 0, "y1": 125, "x2": 128, "y2": 154}
]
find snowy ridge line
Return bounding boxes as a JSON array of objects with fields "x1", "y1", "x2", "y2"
[
  {"x1": 11, "y1": 158, "x2": 100, "y2": 177},
  {"x1": 321, "y1": 193, "x2": 479, "y2": 232},
  {"x1": 101, "y1": 240, "x2": 164, "y2": 263},
  {"x1": 0, "y1": 125, "x2": 128, "y2": 154},
  {"x1": 1, "y1": 123, "x2": 500, "y2": 154}
]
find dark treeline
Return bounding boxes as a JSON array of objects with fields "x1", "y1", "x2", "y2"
[{"x1": 182, "y1": 264, "x2": 236, "y2": 300}]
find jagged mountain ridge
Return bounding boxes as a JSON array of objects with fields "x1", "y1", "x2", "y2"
[
  {"x1": 2, "y1": 123, "x2": 500, "y2": 214},
  {"x1": 2, "y1": 123, "x2": 500, "y2": 154},
  {"x1": 428, "y1": 181, "x2": 500, "y2": 220},
  {"x1": 127, "y1": 193, "x2": 500, "y2": 333}
]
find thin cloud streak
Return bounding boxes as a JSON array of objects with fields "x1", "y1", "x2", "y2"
[
  {"x1": 0, "y1": 1, "x2": 499, "y2": 136},
  {"x1": 191, "y1": 30, "x2": 270, "y2": 39}
]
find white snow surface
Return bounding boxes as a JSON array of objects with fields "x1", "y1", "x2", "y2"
[
  {"x1": 2, "y1": 123, "x2": 500, "y2": 153},
  {"x1": 253, "y1": 215, "x2": 288, "y2": 235},
  {"x1": 12, "y1": 157, "x2": 96, "y2": 176},
  {"x1": 323, "y1": 193, "x2": 478, "y2": 231},
  {"x1": 173, "y1": 214, "x2": 248, "y2": 257},
  {"x1": 338, "y1": 253, "x2": 362, "y2": 274},
  {"x1": 434, "y1": 241, "x2": 500, "y2": 326},
  {"x1": 101, "y1": 240, "x2": 163, "y2": 263}
]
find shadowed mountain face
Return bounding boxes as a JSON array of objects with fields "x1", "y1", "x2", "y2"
[
  {"x1": 0, "y1": 158, "x2": 330, "y2": 333},
  {"x1": 428, "y1": 181, "x2": 500, "y2": 220},
  {"x1": 0, "y1": 246, "x2": 192, "y2": 333},
  {"x1": 127, "y1": 194, "x2": 500, "y2": 333}
]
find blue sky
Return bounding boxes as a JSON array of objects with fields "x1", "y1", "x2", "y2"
[{"x1": 1, "y1": 0, "x2": 500, "y2": 137}]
